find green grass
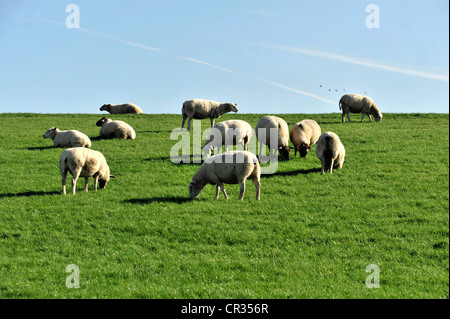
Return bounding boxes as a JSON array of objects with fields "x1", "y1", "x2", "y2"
[{"x1": 0, "y1": 112, "x2": 448, "y2": 299}]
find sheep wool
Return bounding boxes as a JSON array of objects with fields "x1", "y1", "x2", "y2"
[
  {"x1": 43, "y1": 127, "x2": 91, "y2": 148},
  {"x1": 255, "y1": 116, "x2": 291, "y2": 161},
  {"x1": 315, "y1": 131, "x2": 346, "y2": 174},
  {"x1": 189, "y1": 151, "x2": 260, "y2": 201},
  {"x1": 59, "y1": 147, "x2": 115, "y2": 195},
  {"x1": 181, "y1": 99, "x2": 238, "y2": 131},
  {"x1": 96, "y1": 117, "x2": 136, "y2": 140},
  {"x1": 339, "y1": 93, "x2": 382, "y2": 123},
  {"x1": 100, "y1": 103, "x2": 143, "y2": 114},
  {"x1": 201, "y1": 119, "x2": 253, "y2": 157},
  {"x1": 289, "y1": 119, "x2": 321, "y2": 157}
]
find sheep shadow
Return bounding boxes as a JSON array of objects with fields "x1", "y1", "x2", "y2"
[
  {"x1": 136, "y1": 130, "x2": 173, "y2": 134},
  {"x1": 124, "y1": 196, "x2": 193, "y2": 205},
  {"x1": 144, "y1": 155, "x2": 204, "y2": 165},
  {"x1": 261, "y1": 167, "x2": 322, "y2": 178},
  {"x1": 27, "y1": 146, "x2": 55, "y2": 151},
  {"x1": 0, "y1": 191, "x2": 61, "y2": 198}
]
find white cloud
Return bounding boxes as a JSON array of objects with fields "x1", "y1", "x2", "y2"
[{"x1": 258, "y1": 44, "x2": 449, "y2": 82}]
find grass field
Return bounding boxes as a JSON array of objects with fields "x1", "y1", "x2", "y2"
[{"x1": 0, "y1": 112, "x2": 448, "y2": 299}]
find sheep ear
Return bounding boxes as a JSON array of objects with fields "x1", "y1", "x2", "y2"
[{"x1": 110, "y1": 175, "x2": 116, "y2": 178}]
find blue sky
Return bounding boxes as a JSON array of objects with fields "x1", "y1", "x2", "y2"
[{"x1": 0, "y1": 0, "x2": 448, "y2": 114}]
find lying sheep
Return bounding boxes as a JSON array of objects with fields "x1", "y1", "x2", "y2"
[
  {"x1": 315, "y1": 131, "x2": 346, "y2": 174},
  {"x1": 189, "y1": 151, "x2": 260, "y2": 201},
  {"x1": 255, "y1": 116, "x2": 291, "y2": 161},
  {"x1": 339, "y1": 93, "x2": 382, "y2": 123},
  {"x1": 96, "y1": 117, "x2": 136, "y2": 139},
  {"x1": 59, "y1": 147, "x2": 115, "y2": 195},
  {"x1": 201, "y1": 120, "x2": 253, "y2": 157},
  {"x1": 43, "y1": 127, "x2": 91, "y2": 148},
  {"x1": 289, "y1": 119, "x2": 321, "y2": 158},
  {"x1": 181, "y1": 99, "x2": 238, "y2": 131},
  {"x1": 100, "y1": 103, "x2": 143, "y2": 114}
]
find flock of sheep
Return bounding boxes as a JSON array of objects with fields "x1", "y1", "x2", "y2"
[{"x1": 44, "y1": 94, "x2": 382, "y2": 199}]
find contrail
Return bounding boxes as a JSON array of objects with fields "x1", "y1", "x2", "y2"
[
  {"x1": 179, "y1": 56, "x2": 235, "y2": 73},
  {"x1": 257, "y1": 44, "x2": 449, "y2": 82},
  {"x1": 40, "y1": 18, "x2": 234, "y2": 73},
  {"x1": 257, "y1": 78, "x2": 335, "y2": 105},
  {"x1": 40, "y1": 18, "x2": 163, "y2": 52}
]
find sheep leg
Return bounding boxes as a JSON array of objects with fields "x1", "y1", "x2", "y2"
[
  {"x1": 84, "y1": 177, "x2": 89, "y2": 192},
  {"x1": 329, "y1": 159, "x2": 335, "y2": 174},
  {"x1": 347, "y1": 112, "x2": 351, "y2": 122},
  {"x1": 61, "y1": 171, "x2": 67, "y2": 195},
  {"x1": 368, "y1": 114, "x2": 372, "y2": 122},
  {"x1": 252, "y1": 177, "x2": 260, "y2": 200},
  {"x1": 218, "y1": 182, "x2": 228, "y2": 199},
  {"x1": 181, "y1": 113, "x2": 187, "y2": 129},
  {"x1": 321, "y1": 160, "x2": 325, "y2": 174},
  {"x1": 94, "y1": 176, "x2": 99, "y2": 191},
  {"x1": 341, "y1": 112, "x2": 345, "y2": 123},
  {"x1": 238, "y1": 180, "x2": 246, "y2": 201},
  {"x1": 361, "y1": 113, "x2": 365, "y2": 122},
  {"x1": 187, "y1": 118, "x2": 192, "y2": 131},
  {"x1": 210, "y1": 118, "x2": 215, "y2": 128},
  {"x1": 215, "y1": 185, "x2": 220, "y2": 199}
]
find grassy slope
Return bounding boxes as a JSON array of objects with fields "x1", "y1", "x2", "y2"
[{"x1": 0, "y1": 113, "x2": 448, "y2": 299}]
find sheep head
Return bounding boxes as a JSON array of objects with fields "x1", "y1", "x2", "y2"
[
  {"x1": 299, "y1": 143, "x2": 311, "y2": 158},
  {"x1": 189, "y1": 180, "x2": 205, "y2": 199},
  {"x1": 43, "y1": 127, "x2": 58, "y2": 139},
  {"x1": 100, "y1": 104, "x2": 111, "y2": 111},
  {"x1": 278, "y1": 145, "x2": 291, "y2": 161},
  {"x1": 96, "y1": 117, "x2": 109, "y2": 127}
]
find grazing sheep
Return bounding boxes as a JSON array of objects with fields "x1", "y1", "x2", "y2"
[
  {"x1": 181, "y1": 99, "x2": 238, "y2": 131},
  {"x1": 100, "y1": 103, "x2": 143, "y2": 114},
  {"x1": 315, "y1": 132, "x2": 346, "y2": 174},
  {"x1": 255, "y1": 116, "x2": 291, "y2": 161},
  {"x1": 59, "y1": 147, "x2": 115, "y2": 195},
  {"x1": 201, "y1": 120, "x2": 253, "y2": 157},
  {"x1": 43, "y1": 127, "x2": 91, "y2": 148},
  {"x1": 339, "y1": 93, "x2": 382, "y2": 123},
  {"x1": 289, "y1": 119, "x2": 321, "y2": 158},
  {"x1": 189, "y1": 151, "x2": 260, "y2": 201},
  {"x1": 96, "y1": 117, "x2": 136, "y2": 140}
]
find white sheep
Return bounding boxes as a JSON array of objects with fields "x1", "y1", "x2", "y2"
[
  {"x1": 201, "y1": 120, "x2": 253, "y2": 157},
  {"x1": 339, "y1": 93, "x2": 382, "y2": 123},
  {"x1": 100, "y1": 103, "x2": 143, "y2": 114},
  {"x1": 181, "y1": 99, "x2": 238, "y2": 131},
  {"x1": 315, "y1": 131, "x2": 346, "y2": 174},
  {"x1": 255, "y1": 116, "x2": 291, "y2": 161},
  {"x1": 59, "y1": 147, "x2": 115, "y2": 195},
  {"x1": 43, "y1": 127, "x2": 91, "y2": 148},
  {"x1": 96, "y1": 117, "x2": 136, "y2": 139},
  {"x1": 289, "y1": 119, "x2": 321, "y2": 158},
  {"x1": 189, "y1": 151, "x2": 261, "y2": 201}
]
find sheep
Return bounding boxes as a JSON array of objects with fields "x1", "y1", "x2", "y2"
[
  {"x1": 255, "y1": 116, "x2": 291, "y2": 161},
  {"x1": 339, "y1": 93, "x2": 382, "y2": 123},
  {"x1": 59, "y1": 147, "x2": 115, "y2": 195},
  {"x1": 315, "y1": 131, "x2": 346, "y2": 174},
  {"x1": 96, "y1": 117, "x2": 136, "y2": 140},
  {"x1": 100, "y1": 103, "x2": 143, "y2": 114},
  {"x1": 201, "y1": 120, "x2": 253, "y2": 158},
  {"x1": 289, "y1": 119, "x2": 321, "y2": 158},
  {"x1": 181, "y1": 99, "x2": 238, "y2": 131},
  {"x1": 43, "y1": 127, "x2": 91, "y2": 148},
  {"x1": 189, "y1": 151, "x2": 260, "y2": 201}
]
